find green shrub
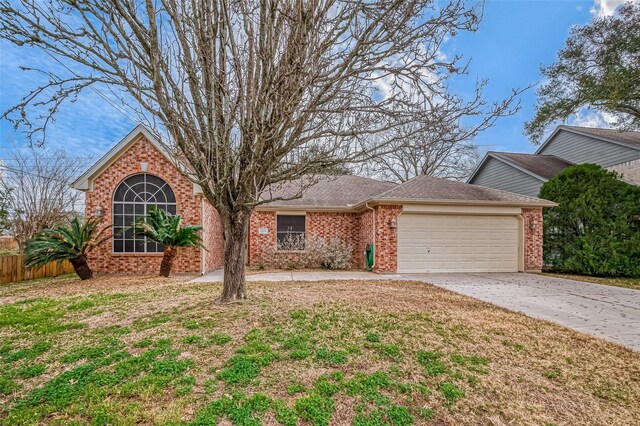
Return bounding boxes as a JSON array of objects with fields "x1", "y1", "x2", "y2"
[{"x1": 540, "y1": 164, "x2": 640, "y2": 277}]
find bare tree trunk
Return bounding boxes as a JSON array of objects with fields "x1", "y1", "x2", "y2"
[
  {"x1": 217, "y1": 209, "x2": 251, "y2": 304},
  {"x1": 0, "y1": 0, "x2": 502, "y2": 303},
  {"x1": 160, "y1": 247, "x2": 177, "y2": 277},
  {"x1": 69, "y1": 256, "x2": 93, "y2": 280}
]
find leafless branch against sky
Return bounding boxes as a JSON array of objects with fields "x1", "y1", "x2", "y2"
[{"x1": 0, "y1": 0, "x2": 521, "y2": 300}]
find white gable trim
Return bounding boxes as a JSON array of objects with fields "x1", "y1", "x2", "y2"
[
  {"x1": 535, "y1": 126, "x2": 640, "y2": 155},
  {"x1": 71, "y1": 125, "x2": 191, "y2": 192}
]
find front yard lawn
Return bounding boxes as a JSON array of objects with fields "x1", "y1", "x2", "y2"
[
  {"x1": 0, "y1": 275, "x2": 638, "y2": 425},
  {"x1": 543, "y1": 272, "x2": 640, "y2": 291}
]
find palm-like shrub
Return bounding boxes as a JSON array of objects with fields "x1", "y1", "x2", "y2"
[
  {"x1": 25, "y1": 217, "x2": 111, "y2": 280},
  {"x1": 133, "y1": 207, "x2": 203, "y2": 277}
]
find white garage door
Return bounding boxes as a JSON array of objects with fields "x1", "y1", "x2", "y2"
[{"x1": 397, "y1": 214, "x2": 520, "y2": 273}]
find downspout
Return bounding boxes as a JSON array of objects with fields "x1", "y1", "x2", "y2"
[
  {"x1": 516, "y1": 214, "x2": 524, "y2": 272},
  {"x1": 365, "y1": 202, "x2": 376, "y2": 269},
  {"x1": 200, "y1": 198, "x2": 205, "y2": 276}
]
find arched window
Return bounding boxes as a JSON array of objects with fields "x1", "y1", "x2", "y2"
[{"x1": 112, "y1": 173, "x2": 177, "y2": 253}]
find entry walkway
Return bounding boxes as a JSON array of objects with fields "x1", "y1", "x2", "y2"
[{"x1": 190, "y1": 269, "x2": 404, "y2": 283}]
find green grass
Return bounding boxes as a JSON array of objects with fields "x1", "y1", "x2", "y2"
[
  {"x1": 1, "y1": 275, "x2": 638, "y2": 425},
  {"x1": 0, "y1": 298, "x2": 83, "y2": 334},
  {"x1": 0, "y1": 290, "x2": 483, "y2": 425}
]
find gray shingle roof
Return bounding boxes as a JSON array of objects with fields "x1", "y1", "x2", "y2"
[
  {"x1": 490, "y1": 152, "x2": 573, "y2": 180},
  {"x1": 260, "y1": 174, "x2": 555, "y2": 209},
  {"x1": 561, "y1": 125, "x2": 640, "y2": 148},
  {"x1": 261, "y1": 175, "x2": 396, "y2": 208},
  {"x1": 371, "y1": 174, "x2": 555, "y2": 206}
]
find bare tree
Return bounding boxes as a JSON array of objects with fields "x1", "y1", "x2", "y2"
[
  {"x1": 0, "y1": 0, "x2": 516, "y2": 302},
  {"x1": 0, "y1": 149, "x2": 83, "y2": 250},
  {"x1": 366, "y1": 81, "x2": 522, "y2": 182}
]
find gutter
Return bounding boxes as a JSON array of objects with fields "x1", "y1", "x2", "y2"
[
  {"x1": 254, "y1": 205, "x2": 358, "y2": 212},
  {"x1": 352, "y1": 198, "x2": 558, "y2": 210},
  {"x1": 200, "y1": 198, "x2": 205, "y2": 275}
]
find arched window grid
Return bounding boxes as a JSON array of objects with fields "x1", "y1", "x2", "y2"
[{"x1": 112, "y1": 173, "x2": 177, "y2": 253}]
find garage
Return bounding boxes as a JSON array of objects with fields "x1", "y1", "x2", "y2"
[{"x1": 397, "y1": 213, "x2": 521, "y2": 273}]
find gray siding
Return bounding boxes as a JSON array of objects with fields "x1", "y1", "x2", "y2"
[
  {"x1": 538, "y1": 130, "x2": 640, "y2": 167},
  {"x1": 470, "y1": 157, "x2": 544, "y2": 198}
]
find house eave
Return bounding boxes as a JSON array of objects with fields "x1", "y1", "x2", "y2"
[
  {"x1": 355, "y1": 198, "x2": 557, "y2": 209},
  {"x1": 259, "y1": 196, "x2": 559, "y2": 212},
  {"x1": 254, "y1": 205, "x2": 358, "y2": 213}
]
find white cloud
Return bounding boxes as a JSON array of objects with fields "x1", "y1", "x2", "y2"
[
  {"x1": 590, "y1": 0, "x2": 638, "y2": 17},
  {"x1": 568, "y1": 108, "x2": 618, "y2": 128}
]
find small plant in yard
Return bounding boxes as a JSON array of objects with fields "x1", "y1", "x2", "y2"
[
  {"x1": 132, "y1": 206, "x2": 203, "y2": 277},
  {"x1": 305, "y1": 236, "x2": 353, "y2": 270},
  {"x1": 25, "y1": 217, "x2": 110, "y2": 280}
]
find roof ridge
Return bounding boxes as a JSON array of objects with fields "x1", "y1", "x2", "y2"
[
  {"x1": 492, "y1": 151, "x2": 563, "y2": 158},
  {"x1": 372, "y1": 173, "x2": 424, "y2": 198},
  {"x1": 561, "y1": 124, "x2": 640, "y2": 133},
  {"x1": 370, "y1": 173, "x2": 555, "y2": 207}
]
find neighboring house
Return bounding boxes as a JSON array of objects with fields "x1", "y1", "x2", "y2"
[
  {"x1": 468, "y1": 125, "x2": 640, "y2": 197},
  {"x1": 71, "y1": 125, "x2": 554, "y2": 275}
]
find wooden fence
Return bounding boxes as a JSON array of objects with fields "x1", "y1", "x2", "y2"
[{"x1": 0, "y1": 255, "x2": 75, "y2": 284}]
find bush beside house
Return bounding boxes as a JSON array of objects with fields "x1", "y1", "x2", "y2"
[
  {"x1": 540, "y1": 164, "x2": 640, "y2": 277},
  {"x1": 259, "y1": 236, "x2": 354, "y2": 270}
]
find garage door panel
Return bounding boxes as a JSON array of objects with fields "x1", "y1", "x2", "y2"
[{"x1": 397, "y1": 214, "x2": 520, "y2": 273}]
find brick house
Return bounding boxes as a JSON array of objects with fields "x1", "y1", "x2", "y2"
[{"x1": 72, "y1": 126, "x2": 555, "y2": 274}]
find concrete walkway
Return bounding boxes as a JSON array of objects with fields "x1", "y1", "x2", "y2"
[
  {"x1": 192, "y1": 270, "x2": 640, "y2": 350},
  {"x1": 190, "y1": 269, "x2": 404, "y2": 282}
]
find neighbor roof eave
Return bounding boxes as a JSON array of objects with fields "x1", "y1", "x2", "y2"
[
  {"x1": 535, "y1": 125, "x2": 640, "y2": 155},
  {"x1": 488, "y1": 153, "x2": 550, "y2": 182}
]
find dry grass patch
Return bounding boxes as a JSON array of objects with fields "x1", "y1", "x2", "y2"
[{"x1": 0, "y1": 274, "x2": 638, "y2": 425}]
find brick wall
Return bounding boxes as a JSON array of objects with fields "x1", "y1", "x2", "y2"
[
  {"x1": 201, "y1": 200, "x2": 225, "y2": 272},
  {"x1": 85, "y1": 136, "x2": 212, "y2": 273},
  {"x1": 249, "y1": 210, "x2": 365, "y2": 268},
  {"x1": 307, "y1": 212, "x2": 360, "y2": 264},
  {"x1": 373, "y1": 205, "x2": 402, "y2": 272},
  {"x1": 248, "y1": 210, "x2": 277, "y2": 266},
  {"x1": 607, "y1": 158, "x2": 640, "y2": 185},
  {"x1": 248, "y1": 204, "x2": 542, "y2": 273},
  {"x1": 522, "y1": 208, "x2": 543, "y2": 272},
  {"x1": 356, "y1": 209, "x2": 374, "y2": 269}
]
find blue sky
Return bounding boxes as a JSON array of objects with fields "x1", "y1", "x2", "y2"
[{"x1": 0, "y1": 0, "x2": 628, "y2": 164}]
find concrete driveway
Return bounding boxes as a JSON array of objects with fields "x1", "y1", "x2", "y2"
[
  {"x1": 193, "y1": 270, "x2": 639, "y2": 350},
  {"x1": 406, "y1": 273, "x2": 640, "y2": 351}
]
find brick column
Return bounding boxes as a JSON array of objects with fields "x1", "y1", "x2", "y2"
[{"x1": 522, "y1": 208, "x2": 543, "y2": 272}]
